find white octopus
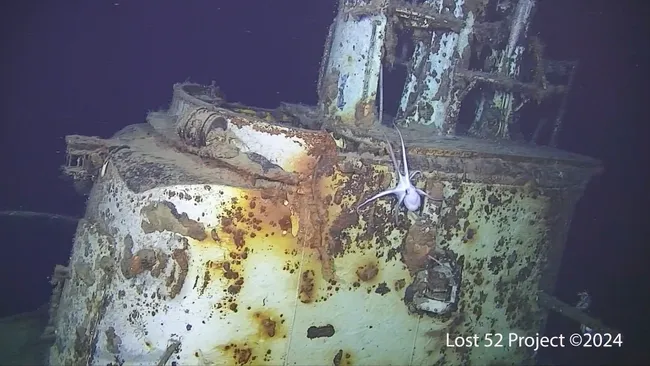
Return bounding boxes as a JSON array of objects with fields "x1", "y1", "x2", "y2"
[{"x1": 357, "y1": 125, "x2": 437, "y2": 220}]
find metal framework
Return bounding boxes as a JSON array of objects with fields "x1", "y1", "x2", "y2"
[{"x1": 318, "y1": 0, "x2": 576, "y2": 145}]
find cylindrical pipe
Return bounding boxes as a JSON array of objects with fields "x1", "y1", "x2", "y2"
[{"x1": 318, "y1": 0, "x2": 387, "y2": 127}]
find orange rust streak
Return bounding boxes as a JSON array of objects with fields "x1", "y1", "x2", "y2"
[
  {"x1": 224, "y1": 191, "x2": 290, "y2": 235},
  {"x1": 193, "y1": 189, "x2": 304, "y2": 315},
  {"x1": 222, "y1": 109, "x2": 337, "y2": 177},
  {"x1": 288, "y1": 141, "x2": 339, "y2": 281},
  {"x1": 129, "y1": 255, "x2": 142, "y2": 275},
  {"x1": 283, "y1": 132, "x2": 337, "y2": 177},
  {"x1": 288, "y1": 154, "x2": 317, "y2": 178},
  {"x1": 187, "y1": 188, "x2": 299, "y2": 263}
]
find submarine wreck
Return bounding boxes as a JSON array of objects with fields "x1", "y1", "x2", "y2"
[{"x1": 38, "y1": 0, "x2": 609, "y2": 365}]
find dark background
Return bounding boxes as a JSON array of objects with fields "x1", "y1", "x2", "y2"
[{"x1": 1, "y1": 1, "x2": 648, "y2": 364}]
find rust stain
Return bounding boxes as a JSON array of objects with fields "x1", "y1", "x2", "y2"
[
  {"x1": 159, "y1": 113, "x2": 343, "y2": 313},
  {"x1": 251, "y1": 311, "x2": 284, "y2": 339},
  {"x1": 330, "y1": 163, "x2": 398, "y2": 259},
  {"x1": 220, "y1": 343, "x2": 254, "y2": 366},
  {"x1": 212, "y1": 311, "x2": 286, "y2": 365},
  {"x1": 332, "y1": 349, "x2": 353, "y2": 366},
  {"x1": 277, "y1": 215, "x2": 292, "y2": 233},
  {"x1": 299, "y1": 269, "x2": 316, "y2": 303},
  {"x1": 354, "y1": 99, "x2": 375, "y2": 127},
  {"x1": 394, "y1": 278, "x2": 406, "y2": 292},
  {"x1": 129, "y1": 255, "x2": 142, "y2": 275},
  {"x1": 225, "y1": 112, "x2": 337, "y2": 175},
  {"x1": 120, "y1": 234, "x2": 136, "y2": 279},
  {"x1": 259, "y1": 317, "x2": 276, "y2": 338},
  {"x1": 168, "y1": 247, "x2": 189, "y2": 299},
  {"x1": 192, "y1": 187, "x2": 302, "y2": 314},
  {"x1": 204, "y1": 259, "x2": 244, "y2": 314},
  {"x1": 287, "y1": 139, "x2": 339, "y2": 283},
  {"x1": 151, "y1": 250, "x2": 168, "y2": 277},
  {"x1": 403, "y1": 220, "x2": 437, "y2": 273},
  {"x1": 328, "y1": 209, "x2": 359, "y2": 257},
  {"x1": 128, "y1": 249, "x2": 156, "y2": 276},
  {"x1": 192, "y1": 148, "x2": 337, "y2": 309},
  {"x1": 215, "y1": 188, "x2": 293, "y2": 247},
  {"x1": 120, "y1": 235, "x2": 168, "y2": 280},
  {"x1": 200, "y1": 265, "x2": 211, "y2": 295},
  {"x1": 288, "y1": 135, "x2": 338, "y2": 176},
  {"x1": 356, "y1": 262, "x2": 379, "y2": 282}
]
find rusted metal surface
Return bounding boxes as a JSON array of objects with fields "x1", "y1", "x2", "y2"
[
  {"x1": 326, "y1": 122, "x2": 601, "y2": 364},
  {"x1": 49, "y1": 220, "x2": 117, "y2": 365},
  {"x1": 61, "y1": 135, "x2": 117, "y2": 195},
  {"x1": 393, "y1": 0, "x2": 476, "y2": 133},
  {"x1": 469, "y1": 0, "x2": 537, "y2": 139},
  {"x1": 317, "y1": 0, "x2": 577, "y2": 146},
  {"x1": 51, "y1": 84, "x2": 343, "y2": 365},
  {"x1": 44, "y1": 0, "x2": 603, "y2": 362},
  {"x1": 52, "y1": 79, "x2": 601, "y2": 365},
  {"x1": 318, "y1": 0, "x2": 387, "y2": 127}
]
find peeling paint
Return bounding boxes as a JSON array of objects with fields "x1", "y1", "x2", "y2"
[
  {"x1": 52, "y1": 75, "x2": 601, "y2": 366},
  {"x1": 320, "y1": 0, "x2": 386, "y2": 125}
]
